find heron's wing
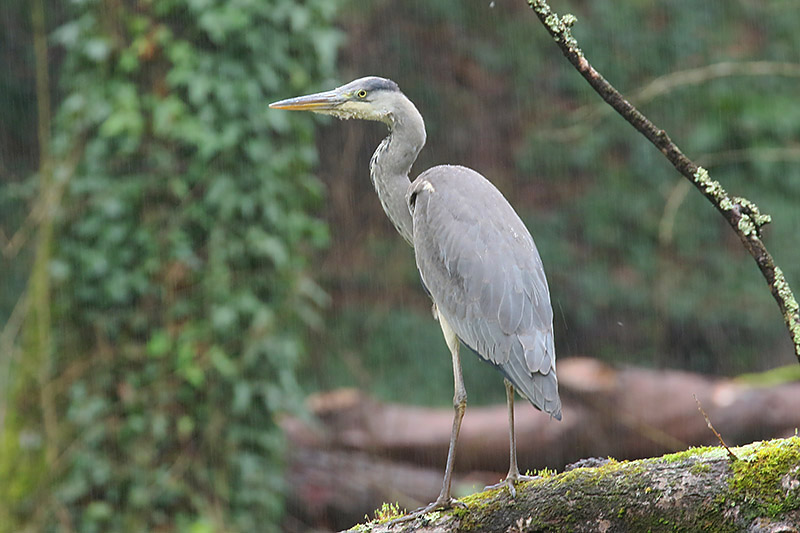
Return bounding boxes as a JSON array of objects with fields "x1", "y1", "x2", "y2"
[{"x1": 409, "y1": 165, "x2": 561, "y2": 419}]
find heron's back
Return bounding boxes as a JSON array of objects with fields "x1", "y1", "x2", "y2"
[{"x1": 408, "y1": 165, "x2": 561, "y2": 419}]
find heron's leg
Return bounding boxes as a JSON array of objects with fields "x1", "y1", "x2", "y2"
[
  {"x1": 436, "y1": 325, "x2": 467, "y2": 504},
  {"x1": 485, "y1": 379, "x2": 535, "y2": 497},
  {"x1": 388, "y1": 311, "x2": 466, "y2": 525},
  {"x1": 505, "y1": 379, "x2": 521, "y2": 481}
]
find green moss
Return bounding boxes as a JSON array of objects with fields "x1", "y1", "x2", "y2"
[
  {"x1": 450, "y1": 489, "x2": 508, "y2": 530},
  {"x1": 736, "y1": 364, "x2": 800, "y2": 387},
  {"x1": 363, "y1": 439, "x2": 800, "y2": 532},
  {"x1": 690, "y1": 462, "x2": 712, "y2": 475},
  {"x1": 534, "y1": 466, "x2": 558, "y2": 478},
  {"x1": 658, "y1": 446, "x2": 717, "y2": 463},
  {"x1": 0, "y1": 353, "x2": 50, "y2": 533},
  {"x1": 729, "y1": 437, "x2": 800, "y2": 519},
  {"x1": 369, "y1": 502, "x2": 405, "y2": 524}
]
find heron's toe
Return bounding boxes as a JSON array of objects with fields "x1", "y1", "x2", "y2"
[
  {"x1": 385, "y1": 497, "x2": 463, "y2": 527},
  {"x1": 485, "y1": 477, "x2": 516, "y2": 497},
  {"x1": 484, "y1": 472, "x2": 536, "y2": 497}
]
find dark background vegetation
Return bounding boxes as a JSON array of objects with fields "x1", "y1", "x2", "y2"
[{"x1": 1, "y1": 0, "x2": 798, "y2": 531}]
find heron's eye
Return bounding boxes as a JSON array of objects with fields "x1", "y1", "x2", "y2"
[{"x1": 357, "y1": 89, "x2": 367, "y2": 98}]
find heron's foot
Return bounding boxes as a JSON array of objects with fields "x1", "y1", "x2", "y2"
[
  {"x1": 484, "y1": 473, "x2": 537, "y2": 498},
  {"x1": 385, "y1": 496, "x2": 465, "y2": 527}
]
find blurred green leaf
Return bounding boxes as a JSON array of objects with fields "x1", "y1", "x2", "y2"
[{"x1": 147, "y1": 330, "x2": 171, "y2": 358}]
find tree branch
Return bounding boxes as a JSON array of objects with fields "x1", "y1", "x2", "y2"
[
  {"x1": 527, "y1": 0, "x2": 800, "y2": 362},
  {"x1": 544, "y1": 61, "x2": 800, "y2": 141},
  {"x1": 30, "y1": 0, "x2": 58, "y2": 471}
]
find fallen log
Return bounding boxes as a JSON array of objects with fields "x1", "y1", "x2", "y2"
[
  {"x1": 282, "y1": 358, "x2": 800, "y2": 530},
  {"x1": 285, "y1": 358, "x2": 800, "y2": 468},
  {"x1": 349, "y1": 437, "x2": 800, "y2": 532}
]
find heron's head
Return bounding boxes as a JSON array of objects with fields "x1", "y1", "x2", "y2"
[{"x1": 269, "y1": 76, "x2": 402, "y2": 125}]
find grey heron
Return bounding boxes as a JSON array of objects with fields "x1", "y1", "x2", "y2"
[{"x1": 270, "y1": 77, "x2": 561, "y2": 517}]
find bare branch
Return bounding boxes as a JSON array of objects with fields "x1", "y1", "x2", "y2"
[
  {"x1": 2, "y1": 136, "x2": 86, "y2": 260},
  {"x1": 527, "y1": 0, "x2": 800, "y2": 361},
  {"x1": 693, "y1": 394, "x2": 738, "y2": 461},
  {"x1": 0, "y1": 289, "x2": 29, "y2": 435},
  {"x1": 697, "y1": 146, "x2": 800, "y2": 168},
  {"x1": 548, "y1": 61, "x2": 800, "y2": 140},
  {"x1": 635, "y1": 61, "x2": 800, "y2": 105}
]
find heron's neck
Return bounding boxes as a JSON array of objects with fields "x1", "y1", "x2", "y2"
[{"x1": 369, "y1": 97, "x2": 426, "y2": 245}]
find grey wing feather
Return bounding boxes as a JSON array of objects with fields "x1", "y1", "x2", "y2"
[{"x1": 408, "y1": 165, "x2": 561, "y2": 419}]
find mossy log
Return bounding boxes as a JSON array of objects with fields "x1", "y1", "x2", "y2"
[
  {"x1": 347, "y1": 437, "x2": 800, "y2": 533},
  {"x1": 284, "y1": 359, "x2": 800, "y2": 530}
]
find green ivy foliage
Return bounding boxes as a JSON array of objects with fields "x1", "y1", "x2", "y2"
[{"x1": 4, "y1": 1, "x2": 340, "y2": 531}]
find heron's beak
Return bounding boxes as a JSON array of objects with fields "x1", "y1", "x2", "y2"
[{"x1": 269, "y1": 89, "x2": 344, "y2": 113}]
